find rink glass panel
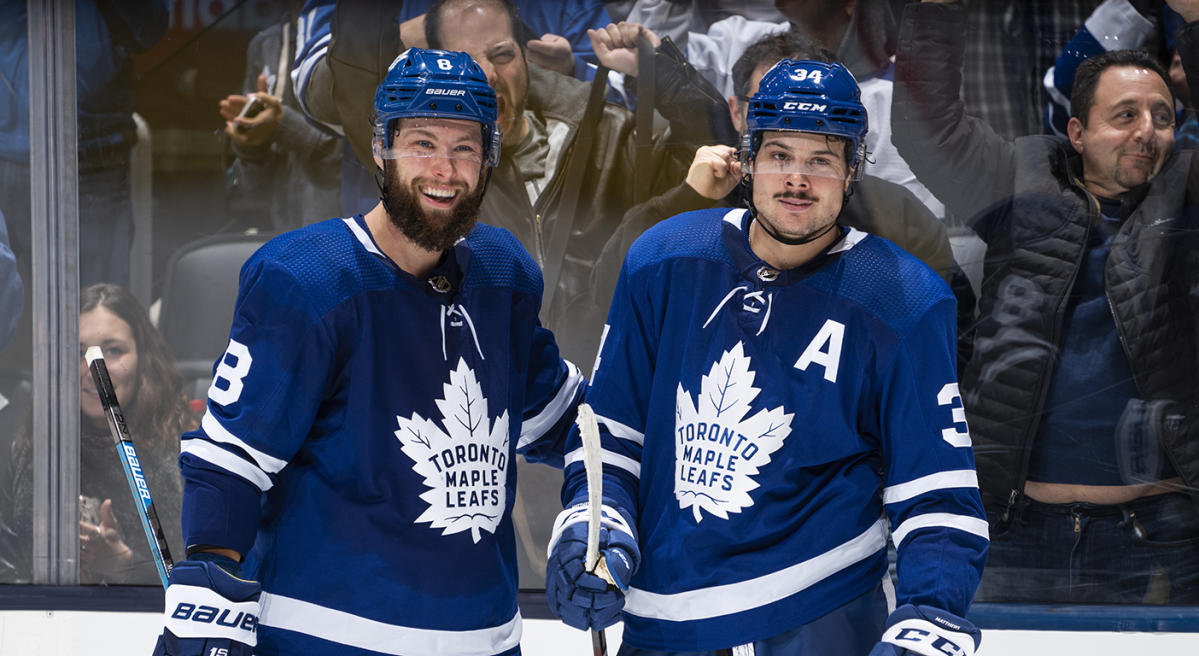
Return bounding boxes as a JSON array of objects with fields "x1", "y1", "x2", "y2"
[{"x1": 3, "y1": 0, "x2": 1197, "y2": 631}]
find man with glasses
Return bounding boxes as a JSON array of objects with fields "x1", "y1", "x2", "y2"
[{"x1": 544, "y1": 59, "x2": 989, "y2": 656}]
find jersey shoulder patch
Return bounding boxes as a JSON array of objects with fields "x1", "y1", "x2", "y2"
[
  {"x1": 462, "y1": 223, "x2": 543, "y2": 297},
  {"x1": 810, "y1": 235, "x2": 953, "y2": 336},
  {"x1": 242, "y1": 218, "x2": 396, "y2": 318},
  {"x1": 624, "y1": 208, "x2": 734, "y2": 277}
]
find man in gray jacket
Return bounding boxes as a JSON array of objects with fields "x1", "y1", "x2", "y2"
[{"x1": 894, "y1": 0, "x2": 1199, "y2": 604}]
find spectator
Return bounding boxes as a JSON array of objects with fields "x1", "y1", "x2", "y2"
[
  {"x1": 644, "y1": 1, "x2": 944, "y2": 217},
  {"x1": 1044, "y1": 0, "x2": 1160, "y2": 137},
  {"x1": 291, "y1": 2, "x2": 713, "y2": 372},
  {"x1": 1042, "y1": 1, "x2": 1199, "y2": 149},
  {"x1": 619, "y1": 0, "x2": 787, "y2": 50},
  {"x1": 960, "y1": 0, "x2": 1104, "y2": 139},
  {"x1": 1, "y1": 283, "x2": 192, "y2": 584},
  {"x1": 423, "y1": 0, "x2": 705, "y2": 370},
  {"x1": 0, "y1": 0, "x2": 168, "y2": 371},
  {"x1": 778, "y1": 0, "x2": 944, "y2": 217},
  {"x1": 893, "y1": 0, "x2": 1199, "y2": 603},
  {"x1": 546, "y1": 57, "x2": 987, "y2": 654},
  {"x1": 219, "y1": 5, "x2": 342, "y2": 234},
  {"x1": 291, "y1": 0, "x2": 620, "y2": 218},
  {"x1": 0, "y1": 0, "x2": 167, "y2": 288}
]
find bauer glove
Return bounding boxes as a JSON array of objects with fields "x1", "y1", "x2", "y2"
[
  {"x1": 545, "y1": 503, "x2": 640, "y2": 631},
  {"x1": 869, "y1": 604, "x2": 981, "y2": 656},
  {"x1": 152, "y1": 558, "x2": 261, "y2": 656}
]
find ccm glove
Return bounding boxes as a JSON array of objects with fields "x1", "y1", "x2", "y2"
[
  {"x1": 869, "y1": 604, "x2": 981, "y2": 656},
  {"x1": 152, "y1": 558, "x2": 261, "y2": 656},
  {"x1": 545, "y1": 503, "x2": 640, "y2": 631}
]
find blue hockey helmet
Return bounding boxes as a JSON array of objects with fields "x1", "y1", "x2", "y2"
[
  {"x1": 742, "y1": 59, "x2": 868, "y2": 177},
  {"x1": 373, "y1": 48, "x2": 501, "y2": 167}
]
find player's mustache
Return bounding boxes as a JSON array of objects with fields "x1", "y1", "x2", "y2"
[{"x1": 774, "y1": 192, "x2": 816, "y2": 201}]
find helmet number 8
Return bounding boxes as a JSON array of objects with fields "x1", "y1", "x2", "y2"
[{"x1": 437, "y1": 58, "x2": 453, "y2": 71}]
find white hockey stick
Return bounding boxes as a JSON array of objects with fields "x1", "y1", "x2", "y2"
[
  {"x1": 86, "y1": 346, "x2": 175, "y2": 588},
  {"x1": 576, "y1": 403, "x2": 611, "y2": 656}
]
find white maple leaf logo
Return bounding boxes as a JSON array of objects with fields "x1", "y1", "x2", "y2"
[
  {"x1": 395, "y1": 358, "x2": 510, "y2": 543},
  {"x1": 675, "y1": 342, "x2": 792, "y2": 522}
]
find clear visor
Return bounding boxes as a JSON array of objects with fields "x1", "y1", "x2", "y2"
[
  {"x1": 377, "y1": 145, "x2": 485, "y2": 164},
  {"x1": 373, "y1": 121, "x2": 488, "y2": 165},
  {"x1": 748, "y1": 151, "x2": 849, "y2": 179}
]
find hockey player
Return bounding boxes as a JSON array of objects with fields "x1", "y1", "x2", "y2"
[
  {"x1": 545, "y1": 59, "x2": 990, "y2": 656},
  {"x1": 151, "y1": 48, "x2": 584, "y2": 656}
]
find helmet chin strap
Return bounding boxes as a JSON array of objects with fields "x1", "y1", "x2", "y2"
[
  {"x1": 740, "y1": 169, "x2": 847, "y2": 247},
  {"x1": 754, "y1": 212, "x2": 840, "y2": 246}
]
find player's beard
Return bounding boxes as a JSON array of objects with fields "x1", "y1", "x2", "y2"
[{"x1": 381, "y1": 160, "x2": 485, "y2": 252}]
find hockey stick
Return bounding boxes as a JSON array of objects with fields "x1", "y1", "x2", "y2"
[
  {"x1": 577, "y1": 403, "x2": 612, "y2": 656},
  {"x1": 85, "y1": 346, "x2": 175, "y2": 588}
]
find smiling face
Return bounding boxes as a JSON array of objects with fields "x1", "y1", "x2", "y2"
[
  {"x1": 750, "y1": 130, "x2": 851, "y2": 243},
  {"x1": 79, "y1": 306, "x2": 139, "y2": 423},
  {"x1": 434, "y1": 0, "x2": 529, "y2": 146},
  {"x1": 1068, "y1": 65, "x2": 1175, "y2": 198},
  {"x1": 380, "y1": 116, "x2": 488, "y2": 252}
]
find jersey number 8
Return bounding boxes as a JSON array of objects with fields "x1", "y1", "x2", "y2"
[{"x1": 208, "y1": 339, "x2": 253, "y2": 406}]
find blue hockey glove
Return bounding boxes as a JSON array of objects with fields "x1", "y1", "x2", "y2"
[
  {"x1": 152, "y1": 558, "x2": 261, "y2": 656},
  {"x1": 869, "y1": 604, "x2": 981, "y2": 656},
  {"x1": 545, "y1": 503, "x2": 640, "y2": 631}
]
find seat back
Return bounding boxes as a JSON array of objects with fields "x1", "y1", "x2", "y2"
[{"x1": 157, "y1": 233, "x2": 270, "y2": 396}]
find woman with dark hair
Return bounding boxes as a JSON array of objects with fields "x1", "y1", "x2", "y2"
[{"x1": 2, "y1": 283, "x2": 196, "y2": 584}]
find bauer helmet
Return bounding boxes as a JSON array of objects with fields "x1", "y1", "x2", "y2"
[
  {"x1": 741, "y1": 59, "x2": 868, "y2": 178},
  {"x1": 373, "y1": 48, "x2": 501, "y2": 167}
]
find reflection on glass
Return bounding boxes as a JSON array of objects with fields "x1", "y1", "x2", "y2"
[
  {"x1": 4, "y1": 284, "x2": 191, "y2": 585},
  {"x1": 1, "y1": 0, "x2": 1194, "y2": 624}
]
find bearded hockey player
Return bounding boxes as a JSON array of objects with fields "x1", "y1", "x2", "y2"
[
  {"x1": 151, "y1": 48, "x2": 584, "y2": 656},
  {"x1": 545, "y1": 59, "x2": 989, "y2": 656}
]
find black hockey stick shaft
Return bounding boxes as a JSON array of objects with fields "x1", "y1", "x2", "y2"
[
  {"x1": 592, "y1": 627, "x2": 608, "y2": 656},
  {"x1": 86, "y1": 347, "x2": 175, "y2": 588}
]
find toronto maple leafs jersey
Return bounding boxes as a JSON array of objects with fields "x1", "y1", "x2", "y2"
[
  {"x1": 178, "y1": 216, "x2": 584, "y2": 656},
  {"x1": 563, "y1": 208, "x2": 988, "y2": 651}
]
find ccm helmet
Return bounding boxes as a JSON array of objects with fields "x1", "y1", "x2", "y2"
[
  {"x1": 373, "y1": 48, "x2": 501, "y2": 166},
  {"x1": 742, "y1": 59, "x2": 868, "y2": 176}
]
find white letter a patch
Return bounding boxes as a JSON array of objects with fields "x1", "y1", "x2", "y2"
[{"x1": 794, "y1": 319, "x2": 845, "y2": 383}]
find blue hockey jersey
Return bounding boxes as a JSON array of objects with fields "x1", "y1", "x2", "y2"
[
  {"x1": 179, "y1": 216, "x2": 584, "y2": 655},
  {"x1": 563, "y1": 208, "x2": 988, "y2": 651}
]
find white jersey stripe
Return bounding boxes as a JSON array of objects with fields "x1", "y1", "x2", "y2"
[
  {"x1": 202, "y1": 411, "x2": 289, "y2": 474},
  {"x1": 518, "y1": 361, "x2": 584, "y2": 450},
  {"x1": 891, "y1": 513, "x2": 990, "y2": 547},
  {"x1": 883, "y1": 470, "x2": 979, "y2": 505},
  {"x1": 828, "y1": 227, "x2": 868, "y2": 254},
  {"x1": 565, "y1": 447, "x2": 642, "y2": 479},
  {"x1": 624, "y1": 518, "x2": 887, "y2": 621},
  {"x1": 343, "y1": 217, "x2": 383, "y2": 257},
  {"x1": 596, "y1": 413, "x2": 644, "y2": 445},
  {"x1": 181, "y1": 439, "x2": 273, "y2": 492},
  {"x1": 259, "y1": 592, "x2": 521, "y2": 655}
]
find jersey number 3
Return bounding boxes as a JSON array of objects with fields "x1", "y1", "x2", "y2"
[
  {"x1": 937, "y1": 382, "x2": 971, "y2": 447},
  {"x1": 208, "y1": 339, "x2": 253, "y2": 406}
]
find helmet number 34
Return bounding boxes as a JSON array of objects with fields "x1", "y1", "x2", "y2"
[{"x1": 792, "y1": 69, "x2": 822, "y2": 83}]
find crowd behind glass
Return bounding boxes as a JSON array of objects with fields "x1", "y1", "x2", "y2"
[{"x1": 0, "y1": 0, "x2": 1196, "y2": 614}]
